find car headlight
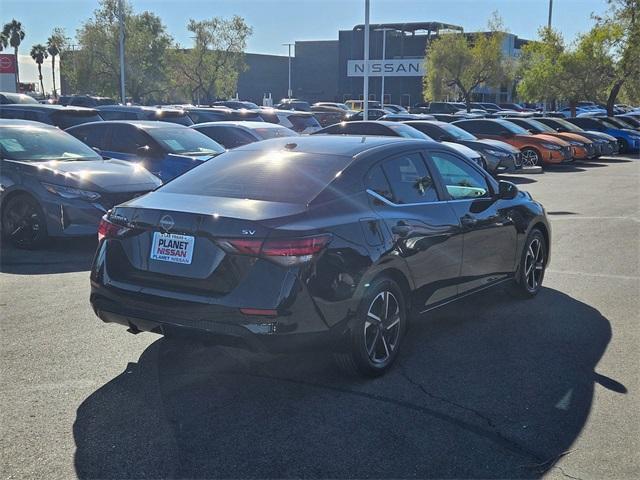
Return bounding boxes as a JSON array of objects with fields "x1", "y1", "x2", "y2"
[
  {"x1": 484, "y1": 149, "x2": 509, "y2": 157},
  {"x1": 41, "y1": 182, "x2": 101, "y2": 201},
  {"x1": 541, "y1": 143, "x2": 562, "y2": 150}
]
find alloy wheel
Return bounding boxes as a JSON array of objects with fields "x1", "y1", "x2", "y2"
[
  {"x1": 3, "y1": 199, "x2": 43, "y2": 247},
  {"x1": 364, "y1": 291, "x2": 401, "y2": 364},
  {"x1": 521, "y1": 149, "x2": 540, "y2": 167},
  {"x1": 524, "y1": 238, "x2": 545, "y2": 292}
]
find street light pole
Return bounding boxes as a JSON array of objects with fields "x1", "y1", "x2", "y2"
[
  {"x1": 118, "y1": 0, "x2": 126, "y2": 103},
  {"x1": 548, "y1": 0, "x2": 553, "y2": 29},
  {"x1": 283, "y1": 43, "x2": 294, "y2": 99},
  {"x1": 376, "y1": 28, "x2": 392, "y2": 107},
  {"x1": 363, "y1": 0, "x2": 370, "y2": 121}
]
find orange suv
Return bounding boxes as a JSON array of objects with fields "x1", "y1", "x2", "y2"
[{"x1": 454, "y1": 119, "x2": 574, "y2": 167}]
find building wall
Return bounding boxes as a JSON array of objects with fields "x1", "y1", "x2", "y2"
[
  {"x1": 292, "y1": 40, "x2": 339, "y2": 103},
  {"x1": 237, "y1": 53, "x2": 289, "y2": 104}
]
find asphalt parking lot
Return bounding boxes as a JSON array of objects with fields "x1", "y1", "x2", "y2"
[{"x1": 1, "y1": 155, "x2": 638, "y2": 479}]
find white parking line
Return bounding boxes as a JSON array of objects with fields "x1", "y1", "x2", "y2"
[{"x1": 546, "y1": 270, "x2": 639, "y2": 281}]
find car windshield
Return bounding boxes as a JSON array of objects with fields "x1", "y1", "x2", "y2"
[
  {"x1": 547, "y1": 118, "x2": 584, "y2": 132},
  {"x1": 440, "y1": 123, "x2": 477, "y2": 140},
  {"x1": 389, "y1": 124, "x2": 431, "y2": 139},
  {"x1": 498, "y1": 120, "x2": 530, "y2": 134},
  {"x1": 526, "y1": 119, "x2": 556, "y2": 133},
  {"x1": 148, "y1": 127, "x2": 225, "y2": 155},
  {"x1": 605, "y1": 117, "x2": 631, "y2": 129},
  {"x1": 0, "y1": 125, "x2": 102, "y2": 161},
  {"x1": 597, "y1": 118, "x2": 621, "y2": 129},
  {"x1": 162, "y1": 149, "x2": 351, "y2": 204}
]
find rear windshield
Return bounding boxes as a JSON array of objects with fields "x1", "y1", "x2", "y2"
[
  {"x1": 52, "y1": 111, "x2": 104, "y2": 129},
  {"x1": 162, "y1": 149, "x2": 351, "y2": 203},
  {"x1": 389, "y1": 124, "x2": 431, "y2": 139}
]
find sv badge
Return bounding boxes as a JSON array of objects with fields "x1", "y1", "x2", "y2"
[{"x1": 242, "y1": 229, "x2": 256, "y2": 236}]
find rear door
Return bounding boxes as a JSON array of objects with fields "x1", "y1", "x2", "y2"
[
  {"x1": 427, "y1": 150, "x2": 517, "y2": 293},
  {"x1": 103, "y1": 124, "x2": 165, "y2": 176},
  {"x1": 366, "y1": 151, "x2": 463, "y2": 308}
]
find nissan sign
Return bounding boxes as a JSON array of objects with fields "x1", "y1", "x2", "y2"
[{"x1": 347, "y1": 59, "x2": 425, "y2": 77}]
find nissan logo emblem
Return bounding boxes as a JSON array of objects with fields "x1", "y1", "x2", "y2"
[{"x1": 159, "y1": 215, "x2": 175, "y2": 233}]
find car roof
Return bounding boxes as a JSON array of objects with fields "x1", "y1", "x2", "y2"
[
  {"x1": 0, "y1": 119, "x2": 58, "y2": 129},
  {"x1": 192, "y1": 121, "x2": 285, "y2": 129},
  {"x1": 230, "y1": 134, "x2": 423, "y2": 157},
  {"x1": 404, "y1": 120, "x2": 447, "y2": 127},
  {"x1": 0, "y1": 104, "x2": 97, "y2": 112},
  {"x1": 67, "y1": 120, "x2": 188, "y2": 130}
]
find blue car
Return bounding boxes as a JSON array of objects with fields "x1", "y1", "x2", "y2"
[
  {"x1": 66, "y1": 121, "x2": 225, "y2": 182},
  {"x1": 567, "y1": 117, "x2": 640, "y2": 153},
  {"x1": 0, "y1": 120, "x2": 161, "y2": 248}
]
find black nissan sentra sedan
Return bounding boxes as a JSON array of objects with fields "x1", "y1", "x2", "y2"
[
  {"x1": 91, "y1": 135, "x2": 550, "y2": 377},
  {"x1": 0, "y1": 120, "x2": 161, "y2": 248}
]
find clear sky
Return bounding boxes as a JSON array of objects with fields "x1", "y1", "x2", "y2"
[{"x1": 1, "y1": 0, "x2": 610, "y2": 93}]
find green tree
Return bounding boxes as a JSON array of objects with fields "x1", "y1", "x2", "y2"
[
  {"x1": 47, "y1": 28, "x2": 65, "y2": 99},
  {"x1": 2, "y1": 19, "x2": 26, "y2": 87},
  {"x1": 68, "y1": 0, "x2": 173, "y2": 102},
  {"x1": 516, "y1": 27, "x2": 565, "y2": 109},
  {"x1": 423, "y1": 14, "x2": 509, "y2": 111},
  {"x1": 169, "y1": 16, "x2": 252, "y2": 104},
  {"x1": 30, "y1": 44, "x2": 48, "y2": 96},
  {"x1": 590, "y1": 0, "x2": 640, "y2": 115}
]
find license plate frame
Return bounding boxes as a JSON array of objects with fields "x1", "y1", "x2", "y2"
[{"x1": 150, "y1": 232, "x2": 195, "y2": 265}]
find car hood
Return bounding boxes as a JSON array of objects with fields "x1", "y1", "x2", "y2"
[
  {"x1": 472, "y1": 138, "x2": 520, "y2": 153},
  {"x1": 11, "y1": 158, "x2": 162, "y2": 192},
  {"x1": 584, "y1": 130, "x2": 617, "y2": 142},
  {"x1": 526, "y1": 134, "x2": 571, "y2": 146},
  {"x1": 442, "y1": 141, "x2": 481, "y2": 159},
  {"x1": 554, "y1": 132, "x2": 592, "y2": 144}
]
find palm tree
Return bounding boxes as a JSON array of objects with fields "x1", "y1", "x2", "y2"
[
  {"x1": 47, "y1": 30, "x2": 64, "y2": 99},
  {"x1": 2, "y1": 20, "x2": 26, "y2": 88},
  {"x1": 30, "y1": 44, "x2": 48, "y2": 97},
  {"x1": 0, "y1": 31, "x2": 8, "y2": 51}
]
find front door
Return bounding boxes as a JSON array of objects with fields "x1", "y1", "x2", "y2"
[{"x1": 428, "y1": 150, "x2": 517, "y2": 294}]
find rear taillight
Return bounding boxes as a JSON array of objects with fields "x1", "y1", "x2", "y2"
[
  {"x1": 218, "y1": 234, "x2": 331, "y2": 266},
  {"x1": 97, "y1": 215, "x2": 131, "y2": 242}
]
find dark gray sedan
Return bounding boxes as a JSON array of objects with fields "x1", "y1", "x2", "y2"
[{"x1": 0, "y1": 120, "x2": 161, "y2": 248}]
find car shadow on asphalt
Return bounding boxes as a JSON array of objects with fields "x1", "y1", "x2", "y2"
[
  {"x1": 73, "y1": 287, "x2": 622, "y2": 479},
  {"x1": 0, "y1": 237, "x2": 97, "y2": 274}
]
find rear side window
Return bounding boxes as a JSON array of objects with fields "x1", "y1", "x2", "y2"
[
  {"x1": 365, "y1": 166, "x2": 393, "y2": 201},
  {"x1": 108, "y1": 125, "x2": 149, "y2": 153},
  {"x1": 162, "y1": 150, "x2": 352, "y2": 204},
  {"x1": 430, "y1": 151, "x2": 489, "y2": 200},
  {"x1": 68, "y1": 124, "x2": 109, "y2": 149},
  {"x1": 381, "y1": 153, "x2": 438, "y2": 204}
]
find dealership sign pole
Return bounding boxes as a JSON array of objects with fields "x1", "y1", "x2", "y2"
[
  {"x1": 377, "y1": 28, "x2": 393, "y2": 106},
  {"x1": 363, "y1": 0, "x2": 370, "y2": 121}
]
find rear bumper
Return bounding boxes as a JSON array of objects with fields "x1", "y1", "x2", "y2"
[{"x1": 90, "y1": 286, "x2": 347, "y2": 353}]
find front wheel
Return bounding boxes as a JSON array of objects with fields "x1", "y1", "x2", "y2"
[
  {"x1": 335, "y1": 277, "x2": 407, "y2": 377},
  {"x1": 1, "y1": 193, "x2": 49, "y2": 249},
  {"x1": 521, "y1": 147, "x2": 541, "y2": 167},
  {"x1": 509, "y1": 228, "x2": 547, "y2": 298}
]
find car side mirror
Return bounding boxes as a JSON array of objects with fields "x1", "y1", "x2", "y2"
[
  {"x1": 556, "y1": 127, "x2": 562, "y2": 132},
  {"x1": 497, "y1": 180, "x2": 518, "y2": 200}
]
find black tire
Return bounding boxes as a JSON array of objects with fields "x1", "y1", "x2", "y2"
[
  {"x1": 508, "y1": 228, "x2": 547, "y2": 298},
  {"x1": 521, "y1": 147, "x2": 542, "y2": 167},
  {"x1": 1, "y1": 193, "x2": 49, "y2": 249},
  {"x1": 335, "y1": 276, "x2": 407, "y2": 377}
]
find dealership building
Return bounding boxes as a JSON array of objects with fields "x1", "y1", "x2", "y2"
[{"x1": 237, "y1": 21, "x2": 529, "y2": 107}]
